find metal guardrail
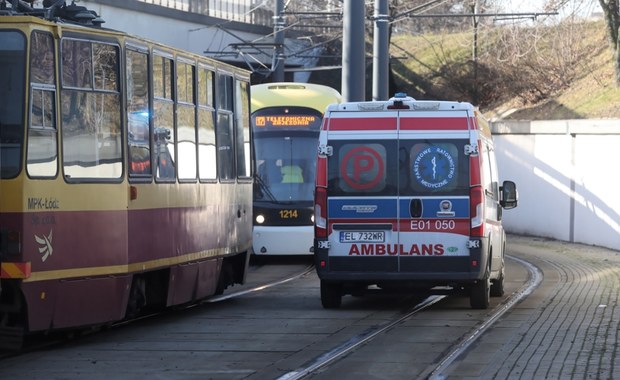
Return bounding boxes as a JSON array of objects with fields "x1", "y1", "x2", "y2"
[{"x1": 137, "y1": 0, "x2": 273, "y2": 26}]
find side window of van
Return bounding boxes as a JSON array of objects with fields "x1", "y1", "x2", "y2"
[
  {"x1": 328, "y1": 140, "x2": 397, "y2": 195},
  {"x1": 486, "y1": 144, "x2": 500, "y2": 200},
  {"x1": 481, "y1": 142, "x2": 499, "y2": 199}
]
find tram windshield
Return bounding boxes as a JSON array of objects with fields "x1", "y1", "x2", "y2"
[
  {"x1": 252, "y1": 107, "x2": 322, "y2": 203},
  {"x1": 0, "y1": 31, "x2": 26, "y2": 179}
]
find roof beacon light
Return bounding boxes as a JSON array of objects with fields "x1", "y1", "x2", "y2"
[{"x1": 387, "y1": 92, "x2": 412, "y2": 110}]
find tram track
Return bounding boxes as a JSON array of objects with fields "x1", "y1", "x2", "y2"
[
  {"x1": 277, "y1": 295, "x2": 447, "y2": 380},
  {"x1": 203, "y1": 264, "x2": 315, "y2": 304},
  {"x1": 425, "y1": 255, "x2": 543, "y2": 379},
  {"x1": 0, "y1": 252, "x2": 545, "y2": 379},
  {"x1": 0, "y1": 263, "x2": 316, "y2": 361},
  {"x1": 275, "y1": 255, "x2": 542, "y2": 380}
]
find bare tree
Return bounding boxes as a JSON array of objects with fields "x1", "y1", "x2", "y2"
[{"x1": 598, "y1": 0, "x2": 620, "y2": 85}]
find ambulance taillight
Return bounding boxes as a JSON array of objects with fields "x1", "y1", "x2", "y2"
[
  {"x1": 314, "y1": 187, "x2": 328, "y2": 238},
  {"x1": 470, "y1": 186, "x2": 484, "y2": 237}
]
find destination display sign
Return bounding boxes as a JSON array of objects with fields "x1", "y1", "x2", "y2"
[{"x1": 254, "y1": 115, "x2": 318, "y2": 128}]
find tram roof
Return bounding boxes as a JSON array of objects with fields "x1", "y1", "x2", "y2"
[
  {"x1": 251, "y1": 82, "x2": 342, "y2": 114},
  {"x1": 0, "y1": 9, "x2": 250, "y2": 77}
]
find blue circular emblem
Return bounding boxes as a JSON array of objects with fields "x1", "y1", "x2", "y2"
[{"x1": 413, "y1": 146, "x2": 456, "y2": 189}]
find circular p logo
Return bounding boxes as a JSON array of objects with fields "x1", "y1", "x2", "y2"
[{"x1": 340, "y1": 145, "x2": 385, "y2": 190}]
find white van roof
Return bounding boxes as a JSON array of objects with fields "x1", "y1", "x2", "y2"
[{"x1": 326, "y1": 93, "x2": 475, "y2": 113}]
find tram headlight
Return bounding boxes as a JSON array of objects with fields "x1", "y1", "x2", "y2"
[
  {"x1": 256, "y1": 214, "x2": 265, "y2": 224},
  {"x1": 311, "y1": 214, "x2": 314, "y2": 223}
]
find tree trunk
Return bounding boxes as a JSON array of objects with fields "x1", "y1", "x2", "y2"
[
  {"x1": 615, "y1": 39, "x2": 620, "y2": 87},
  {"x1": 599, "y1": 0, "x2": 620, "y2": 85}
]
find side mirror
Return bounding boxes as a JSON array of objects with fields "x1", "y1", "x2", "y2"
[{"x1": 500, "y1": 180, "x2": 518, "y2": 209}]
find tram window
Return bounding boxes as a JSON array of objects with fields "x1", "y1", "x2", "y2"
[
  {"x1": 177, "y1": 104, "x2": 197, "y2": 180},
  {"x1": 61, "y1": 39, "x2": 92, "y2": 89},
  {"x1": 235, "y1": 79, "x2": 251, "y2": 179},
  {"x1": 61, "y1": 90, "x2": 122, "y2": 179},
  {"x1": 28, "y1": 89, "x2": 57, "y2": 177},
  {"x1": 27, "y1": 127, "x2": 58, "y2": 177},
  {"x1": 154, "y1": 100, "x2": 175, "y2": 181},
  {"x1": 27, "y1": 31, "x2": 58, "y2": 178},
  {"x1": 177, "y1": 61, "x2": 194, "y2": 104},
  {"x1": 198, "y1": 67, "x2": 213, "y2": 107},
  {"x1": 198, "y1": 107, "x2": 216, "y2": 180},
  {"x1": 60, "y1": 39, "x2": 122, "y2": 180},
  {"x1": 216, "y1": 73, "x2": 233, "y2": 111},
  {"x1": 31, "y1": 89, "x2": 55, "y2": 129},
  {"x1": 93, "y1": 44, "x2": 118, "y2": 92},
  {"x1": 127, "y1": 49, "x2": 151, "y2": 178},
  {"x1": 30, "y1": 31, "x2": 55, "y2": 85},
  {"x1": 197, "y1": 67, "x2": 216, "y2": 180},
  {"x1": 0, "y1": 31, "x2": 26, "y2": 179},
  {"x1": 177, "y1": 61, "x2": 196, "y2": 181},
  {"x1": 153, "y1": 54, "x2": 175, "y2": 181},
  {"x1": 153, "y1": 55, "x2": 173, "y2": 100},
  {"x1": 216, "y1": 112, "x2": 234, "y2": 181}
]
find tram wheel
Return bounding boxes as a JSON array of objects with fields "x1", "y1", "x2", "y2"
[{"x1": 320, "y1": 280, "x2": 342, "y2": 309}]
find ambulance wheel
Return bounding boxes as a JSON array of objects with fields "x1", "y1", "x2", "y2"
[
  {"x1": 470, "y1": 278, "x2": 490, "y2": 309},
  {"x1": 490, "y1": 267, "x2": 505, "y2": 297},
  {"x1": 320, "y1": 281, "x2": 342, "y2": 309}
]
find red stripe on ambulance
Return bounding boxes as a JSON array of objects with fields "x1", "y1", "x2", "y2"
[
  {"x1": 328, "y1": 117, "x2": 397, "y2": 131},
  {"x1": 400, "y1": 117, "x2": 470, "y2": 130}
]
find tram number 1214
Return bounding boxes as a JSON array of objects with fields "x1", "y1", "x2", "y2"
[{"x1": 279, "y1": 209, "x2": 299, "y2": 219}]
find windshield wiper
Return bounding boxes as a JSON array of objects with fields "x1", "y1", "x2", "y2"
[{"x1": 254, "y1": 174, "x2": 278, "y2": 202}]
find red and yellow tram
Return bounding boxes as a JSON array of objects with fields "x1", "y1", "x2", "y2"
[{"x1": 0, "y1": 1, "x2": 252, "y2": 346}]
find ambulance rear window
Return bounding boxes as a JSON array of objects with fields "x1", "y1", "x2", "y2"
[
  {"x1": 328, "y1": 140, "x2": 398, "y2": 196},
  {"x1": 327, "y1": 139, "x2": 469, "y2": 196},
  {"x1": 401, "y1": 140, "x2": 469, "y2": 195}
]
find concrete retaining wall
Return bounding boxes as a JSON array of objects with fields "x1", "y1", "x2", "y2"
[{"x1": 491, "y1": 119, "x2": 620, "y2": 251}]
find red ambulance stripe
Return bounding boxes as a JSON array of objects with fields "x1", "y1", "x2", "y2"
[
  {"x1": 329, "y1": 117, "x2": 397, "y2": 131},
  {"x1": 469, "y1": 143, "x2": 482, "y2": 186},
  {"x1": 316, "y1": 156, "x2": 327, "y2": 187},
  {"x1": 400, "y1": 117, "x2": 470, "y2": 130},
  {"x1": 321, "y1": 117, "x2": 329, "y2": 131}
]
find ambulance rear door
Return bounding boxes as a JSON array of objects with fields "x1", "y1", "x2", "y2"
[
  {"x1": 324, "y1": 110, "x2": 401, "y2": 274},
  {"x1": 396, "y1": 110, "x2": 473, "y2": 274}
]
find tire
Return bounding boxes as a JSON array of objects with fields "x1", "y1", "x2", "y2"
[
  {"x1": 470, "y1": 277, "x2": 490, "y2": 309},
  {"x1": 320, "y1": 281, "x2": 342, "y2": 309},
  {"x1": 490, "y1": 267, "x2": 505, "y2": 297}
]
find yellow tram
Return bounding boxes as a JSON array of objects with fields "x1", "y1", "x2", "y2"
[{"x1": 0, "y1": 1, "x2": 252, "y2": 346}]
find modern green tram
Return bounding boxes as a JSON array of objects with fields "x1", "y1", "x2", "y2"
[{"x1": 251, "y1": 82, "x2": 341, "y2": 256}]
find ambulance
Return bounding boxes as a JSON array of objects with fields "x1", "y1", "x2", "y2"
[{"x1": 313, "y1": 94, "x2": 518, "y2": 309}]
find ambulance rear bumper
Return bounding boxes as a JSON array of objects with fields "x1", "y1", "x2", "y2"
[{"x1": 314, "y1": 237, "x2": 489, "y2": 284}]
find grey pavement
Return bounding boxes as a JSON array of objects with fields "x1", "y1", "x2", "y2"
[{"x1": 446, "y1": 235, "x2": 620, "y2": 380}]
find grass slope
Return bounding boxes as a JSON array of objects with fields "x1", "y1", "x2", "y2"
[{"x1": 389, "y1": 19, "x2": 620, "y2": 120}]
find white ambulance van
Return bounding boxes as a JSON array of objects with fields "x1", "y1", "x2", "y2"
[{"x1": 313, "y1": 94, "x2": 518, "y2": 309}]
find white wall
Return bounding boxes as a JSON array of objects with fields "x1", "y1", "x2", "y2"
[
  {"x1": 80, "y1": 1, "x2": 310, "y2": 72},
  {"x1": 82, "y1": 2, "x2": 259, "y2": 57},
  {"x1": 492, "y1": 119, "x2": 620, "y2": 251}
]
